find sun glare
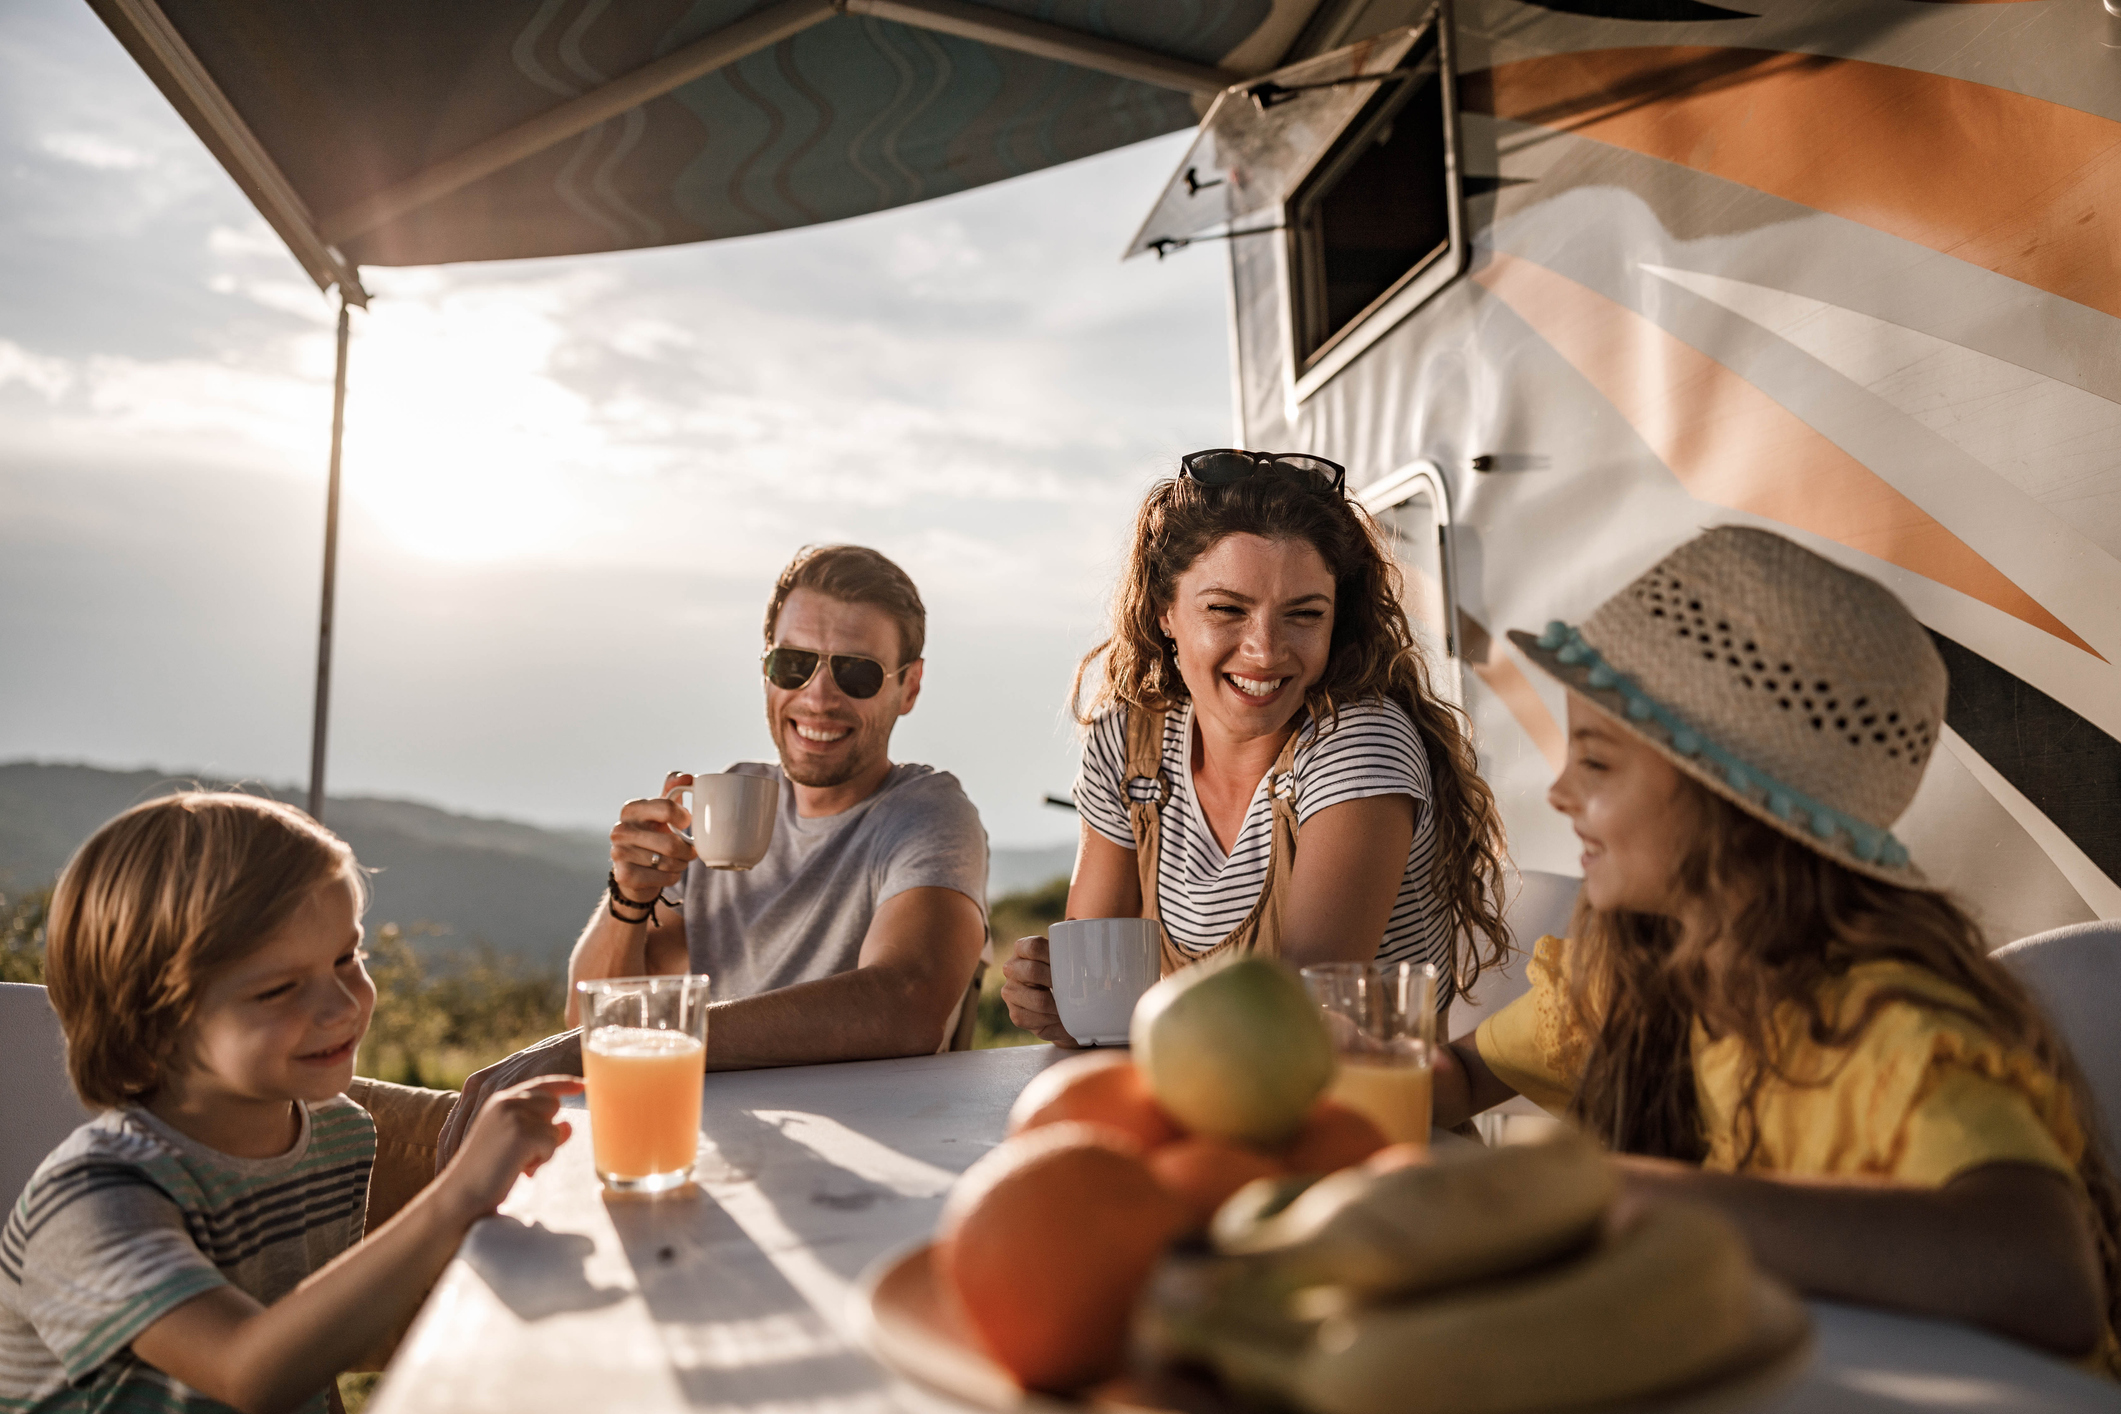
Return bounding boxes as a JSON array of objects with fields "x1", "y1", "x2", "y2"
[{"x1": 339, "y1": 272, "x2": 646, "y2": 563}]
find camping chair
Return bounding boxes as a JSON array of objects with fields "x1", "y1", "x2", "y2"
[
  {"x1": 1452, "y1": 870, "x2": 1582, "y2": 1146},
  {"x1": 0, "y1": 983, "x2": 93, "y2": 1212},
  {"x1": 1449, "y1": 869, "x2": 1581, "y2": 1036},
  {"x1": 946, "y1": 958, "x2": 989, "y2": 1052},
  {"x1": 1993, "y1": 920, "x2": 2121, "y2": 1167}
]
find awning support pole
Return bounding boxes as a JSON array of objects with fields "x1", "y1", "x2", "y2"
[{"x1": 307, "y1": 295, "x2": 351, "y2": 823}]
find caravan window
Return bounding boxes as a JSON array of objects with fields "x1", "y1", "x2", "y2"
[{"x1": 1286, "y1": 24, "x2": 1458, "y2": 376}]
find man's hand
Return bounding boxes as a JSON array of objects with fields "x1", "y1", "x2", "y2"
[
  {"x1": 436, "y1": 1030, "x2": 583, "y2": 1168},
  {"x1": 432, "y1": 1077, "x2": 581, "y2": 1223},
  {"x1": 1000, "y1": 935, "x2": 1079, "y2": 1048},
  {"x1": 610, "y1": 771, "x2": 700, "y2": 900}
]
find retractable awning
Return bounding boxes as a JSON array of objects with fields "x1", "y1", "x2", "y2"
[{"x1": 90, "y1": 0, "x2": 1336, "y2": 286}]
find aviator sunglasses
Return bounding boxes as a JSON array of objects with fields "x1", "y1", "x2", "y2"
[
  {"x1": 1180, "y1": 448, "x2": 1347, "y2": 494},
  {"x1": 760, "y1": 646, "x2": 909, "y2": 700}
]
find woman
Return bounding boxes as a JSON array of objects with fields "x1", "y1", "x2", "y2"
[
  {"x1": 1438, "y1": 526, "x2": 2116, "y2": 1366},
  {"x1": 1002, "y1": 450, "x2": 1510, "y2": 1044}
]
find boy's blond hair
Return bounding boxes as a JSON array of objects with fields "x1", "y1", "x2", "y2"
[{"x1": 45, "y1": 792, "x2": 354, "y2": 1107}]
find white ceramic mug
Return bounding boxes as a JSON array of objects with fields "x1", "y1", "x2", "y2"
[
  {"x1": 1047, "y1": 918, "x2": 1162, "y2": 1047},
  {"x1": 667, "y1": 773, "x2": 777, "y2": 870}
]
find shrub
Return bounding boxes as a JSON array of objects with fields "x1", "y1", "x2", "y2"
[
  {"x1": 0, "y1": 888, "x2": 48, "y2": 983},
  {"x1": 977, "y1": 875, "x2": 1070, "y2": 1048},
  {"x1": 355, "y1": 926, "x2": 566, "y2": 1091}
]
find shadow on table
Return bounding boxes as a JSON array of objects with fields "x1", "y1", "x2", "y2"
[
  {"x1": 693, "y1": 1102, "x2": 954, "y2": 1286},
  {"x1": 460, "y1": 1217, "x2": 629, "y2": 1321},
  {"x1": 603, "y1": 1182, "x2": 885, "y2": 1409},
  {"x1": 698, "y1": 1048, "x2": 1062, "y2": 1188}
]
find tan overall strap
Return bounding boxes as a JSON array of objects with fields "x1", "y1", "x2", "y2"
[{"x1": 1125, "y1": 708, "x2": 1305, "y2": 978}]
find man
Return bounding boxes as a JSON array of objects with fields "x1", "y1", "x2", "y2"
[{"x1": 438, "y1": 546, "x2": 988, "y2": 1158}]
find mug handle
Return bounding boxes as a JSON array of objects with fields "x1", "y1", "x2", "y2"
[{"x1": 663, "y1": 781, "x2": 700, "y2": 842}]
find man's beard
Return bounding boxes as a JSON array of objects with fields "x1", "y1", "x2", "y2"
[{"x1": 776, "y1": 716, "x2": 889, "y2": 788}]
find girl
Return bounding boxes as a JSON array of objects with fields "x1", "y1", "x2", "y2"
[
  {"x1": 0, "y1": 792, "x2": 578, "y2": 1414},
  {"x1": 1004, "y1": 450, "x2": 1510, "y2": 1042},
  {"x1": 1434, "y1": 526, "x2": 2117, "y2": 1368}
]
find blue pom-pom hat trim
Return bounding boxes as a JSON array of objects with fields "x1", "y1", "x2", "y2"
[{"x1": 1531, "y1": 620, "x2": 1913, "y2": 872}]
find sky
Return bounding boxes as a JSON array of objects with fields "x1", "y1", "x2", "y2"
[{"x1": 0, "y1": 0, "x2": 1234, "y2": 849}]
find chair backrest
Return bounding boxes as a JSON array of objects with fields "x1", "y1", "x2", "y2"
[
  {"x1": 1993, "y1": 921, "x2": 2121, "y2": 1166},
  {"x1": 1448, "y1": 869, "x2": 1581, "y2": 1039},
  {"x1": 0, "y1": 983, "x2": 94, "y2": 1211},
  {"x1": 945, "y1": 958, "x2": 988, "y2": 1052}
]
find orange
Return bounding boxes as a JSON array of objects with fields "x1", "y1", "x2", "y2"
[
  {"x1": 1364, "y1": 1141, "x2": 1432, "y2": 1174},
  {"x1": 936, "y1": 1122, "x2": 1189, "y2": 1391},
  {"x1": 1006, "y1": 1052, "x2": 1181, "y2": 1151},
  {"x1": 1147, "y1": 1135, "x2": 1287, "y2": 1230},
  {"x1": 1280, "y1": 1098, "x2": 1389, "y2": 1174}
]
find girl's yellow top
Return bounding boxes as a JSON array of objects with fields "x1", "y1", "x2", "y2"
[{"x1": 1474, "y1": 935, "x2": 2117, "y2": 1375}]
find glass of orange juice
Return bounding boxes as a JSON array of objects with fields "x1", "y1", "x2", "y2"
[
  {"x1": 576, "y1": 974, "x2": 710, "y2": 1193},
  {"x1": 1300, "y1": 962, "x2": 1437, "y2": 1149}
]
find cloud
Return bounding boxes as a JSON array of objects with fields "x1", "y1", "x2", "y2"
[
  {"x1": 0, "y1": 0, "x2": 1231, "y2": 848},
  {"x1": 37, "y1": 130, "x2": 147, "y2": 169},
  {"x1": 0, "y1": 340, "x2": 71, "y2": 399}
]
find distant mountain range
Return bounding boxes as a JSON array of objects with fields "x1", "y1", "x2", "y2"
[{"x1": 0, "y1": 762, "x2": 1073, "y2": 969}]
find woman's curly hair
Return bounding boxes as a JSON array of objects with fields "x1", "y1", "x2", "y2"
[{"x1": 1069, "y1": 462, "x2": 1512, "y2": 997}]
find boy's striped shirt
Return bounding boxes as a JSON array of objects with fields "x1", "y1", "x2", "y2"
[{"x1": 0, "y1": 1097, "x2": 373, "y2": 1414}]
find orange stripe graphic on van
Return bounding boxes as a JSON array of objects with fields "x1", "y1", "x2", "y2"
[
  {"x1": 1462, "y1": 49, "x2": 2121, "y2": 319},
  {"x1": 1457, "y1": 610, "x2": 1566, "y2": 771},
  {"x1": 1472, "y1": 251, "x2": 2101, "y2": 659}
]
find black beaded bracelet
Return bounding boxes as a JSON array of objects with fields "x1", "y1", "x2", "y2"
[{"x1": 606, "y1": 871, "x2": 660, "y2": 925}]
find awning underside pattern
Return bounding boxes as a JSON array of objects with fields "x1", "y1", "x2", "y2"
[{"x1": 149, "y1": 0, "x2": 1279, "y2": 267}]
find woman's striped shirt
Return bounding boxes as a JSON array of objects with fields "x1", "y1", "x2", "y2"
[{"x1": 1073, "y1": 696, "x2": 1453, "y2": 993}]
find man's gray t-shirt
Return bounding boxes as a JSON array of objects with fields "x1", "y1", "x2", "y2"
[{"x1": 678, "y1": 762, "x2": 987, "y2": 998}]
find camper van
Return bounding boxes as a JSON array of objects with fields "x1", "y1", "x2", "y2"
[{"x1": 1132, "y1": 0, "x2": 2121, "y2": 951}]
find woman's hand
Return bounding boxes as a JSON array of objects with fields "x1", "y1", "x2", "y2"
[
  {"x1": 1000, "y1": 935, "x2": 1079, "y2": 1047},
  {"x1": 610, "y1": 771, "x2": 699, "y2": 901}
]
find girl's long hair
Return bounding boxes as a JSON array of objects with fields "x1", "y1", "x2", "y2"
[
  {"x1": 1069, "y1": 464, "x2": 1511, "y2": 996},
  {"x1": 1568, "y1": 781, "x2": 2121, "y2": 1336}
]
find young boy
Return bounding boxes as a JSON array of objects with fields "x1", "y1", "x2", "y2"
[{"x1": 0, "y1": 792, "x2": 578, "y2": 1414}]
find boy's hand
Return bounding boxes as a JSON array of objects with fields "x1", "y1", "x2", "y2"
[
  {"x1": 436, "y1": 1029, "x2": 583, "y2": 1168},
  {"x1": 435, "y1": 1076, "x2": 581, "y2": 1224}
]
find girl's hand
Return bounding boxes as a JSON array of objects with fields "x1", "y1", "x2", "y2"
[
  {"x1": 999, "y1": 935, "x2": 1079, "y2": 1047},
  {"x1": 435, "y1": 1076, "x2": 581, "y2": 1225}
]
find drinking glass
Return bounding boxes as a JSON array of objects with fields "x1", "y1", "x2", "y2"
[
  {"x1": 1300, "y1": 962, "x2": 1437, "y2": 1149},
  {"x1": 576, "y1": 974, "x2": 711, "y2": 1192}
]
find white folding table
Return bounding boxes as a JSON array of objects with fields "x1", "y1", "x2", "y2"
[{"x1": 368, "y1": 1046, "x2": 2119, "y2": 1414}]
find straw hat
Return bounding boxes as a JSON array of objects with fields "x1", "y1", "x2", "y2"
[{"x1": 1507, "y1": 526, "x2": 1947, "y2": 888}]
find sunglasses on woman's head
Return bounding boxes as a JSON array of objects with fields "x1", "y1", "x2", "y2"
[
  {"x1": 1180, "y1": 448, "x2": 1347, "y2": 494},
  {"x1": 760, "y1": 646, "x2": 906, "y2": 700}
]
